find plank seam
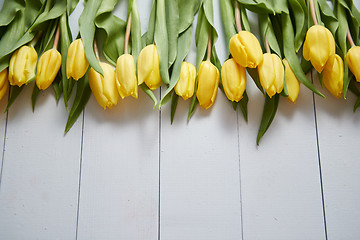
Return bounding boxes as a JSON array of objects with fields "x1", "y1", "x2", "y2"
[
  {"x1": 236, "y1": 111, "x2": 244, "y2": 240},
  {"x1": 0, "y1": 110, "x2": 9, "y2": 191},
  {"x1": 311, "y1": 71, "x2": 328, "y2": 240},
  {"x1": 158, "y1": 87, "x2": 162, "y2": 240},
  {"x1": 75, "y1": 110, "x2": 86, "y2": 240}
]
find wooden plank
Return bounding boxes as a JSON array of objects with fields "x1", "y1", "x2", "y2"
[
  {"x1": 239, "y1": 80, "x2": 326, "y2": 239},
  {"x1": 0, "y1": 90, "x2": 8, "y2": 179},
  {"x1": 76, "y1": 90, "x2": 160, "y2": 240},
  {"x1": 314, "y1": 80, "x2": 360, "y2": 239},
  {"x1": 159, "y1": 2, "x2": 243, "y2": 239},
  {"x1": 0, "y1": 84, "x2": 83, "y2": 240}
]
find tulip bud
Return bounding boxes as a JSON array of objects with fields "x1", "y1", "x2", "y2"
[
  {"x1": 174, "y1": 62, "x2": 196, "y2": 100},
  {"x1": 36, "y1": 49, "x2": 62, "y2": 90},
  {"x1": 221, "y1": 58, "x2": 246, "y2": 102},
  {"x1": 229, "y1": 31, "x2": 263, "y2": 68},
  {"x1": 346, "y1": 46, "x2": 360, "y2": 82},
  {"x1": 303, "y1": 25, "x2": 335, "y2": 73},
  {"x1": 322, "y1": 54, "x2": 343, "y2": 98},
  {"x1": 89, "y1": 62, "x2": 119, "y2": 109},
  {"x1": 196, "y1": 60, "x2": 220, "y2": 109},
  {"x1": 258, "y1": 53, "x2": 284, "y2": 98},
  {"x1": 9, "y1": 45, "x2": 38, "y2": 87},
  {"x1": 66, "y1": 39, "x2": 89, "y2": 80},
  {"x1": 283, "y1": 59, "x2": 300, "y2": 104},
  {"x1": 0, "y1": 68, "x2": 9, "y2": 101},
  {"x1": 115, "y1": 54, "x2": 138, "y2": 99},
  {"x1": 137, "y1": 44, "x2": 162, "y2": 90}
]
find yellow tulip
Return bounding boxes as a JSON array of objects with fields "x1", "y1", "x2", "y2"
[
  {"x1": 89, "y1": 62, "x2": 119, "y2": 109},
  {"x1": 196, "y1": 60, "x2": 220, "y2": 109},
  {"x1": 283, "y1": 59, "x2": 300, "y2": 104},
  {"x1": 174, "y1": 62, "x2": 196, "y2": 100},
  {"x1": 258, "y1": 53, "x2": 284, "y2": 98},
  {"x1": 137, "y1": 44, "x2": 162, "y2": 90},
  {"x1": 346, "y1": 46, "x2": 360, "y2": 82},
  {"x1": 9, "y1": 45, "x2": 38, "y2": 87},
  {"x1": 66, "y1": 39, "x2": 89, "y2": 80},
  {"x1": 0, "y1": 68, "x2": 9, "y2": 101},
  {"x1": 229, "y1": 31, "x2": 263, "y2": 68},
  {"x1": 221, "y1": 58, "x2": 246, "y2": 102},
  {"x1": 303, "y1": 25, "x2": 335, "y2": 73},
  {"x1": 36, "y1": 49, "x2": 62, "y2": 90},
  {"x1": 322, "y1": 54, "x2": 343, "y2": 98},
  {"x1": 115, "y1": 54, "x2": 138, "y2": 99}
]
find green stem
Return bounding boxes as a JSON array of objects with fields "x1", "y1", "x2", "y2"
[
  {"x1": 124, "y1": 13, "x2": 132, "y2": 54},
  {"x1": 309, "y1": 0, "x2": 318, "y2": 25},
  {"x1": 235, "y1": 1, "x2": 242, "y2": 32},
  {"x1": 347, "y1": 28, "x2": 355, "y2": 47},
  {"x1": 52, "y1": 26, "x2": 60, "y2": 49}
]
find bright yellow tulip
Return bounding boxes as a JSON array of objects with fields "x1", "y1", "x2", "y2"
[
  {"x1": 174, "y1": 62, "x2": 196, "y2": 100},
  {"x1": 346, "y1": 46, "x2": 360, "y2": 82},
  {"x1": 115, "y1": 54, "x2": 138, "y2": 99},
  {"x1": 89, "y1": 62, "x2": 119, "y2": 109},
  {"x1": 137, "y1": 44, "x2": 162, "y2": 90},
  {"x1": 303, "y1": 25, "x2": 335, "y2": 73},
  {"x1": 9, "y1": 45, "x2": 38, "y2": 87},
  {"x1": 221, "y1": 58, "x2": 246, "y2": 102},
  {"x1": 196, "y1": 60, "x2": 219, "y2": 109},
  {"x1": 258, "y1": 53, "x2": 284, "y2": 98},
  {"x1": 229, "y1": 31, "x2": 263, "y2": 68},
  {"x1": 283, "y1": 59, "x2": 300, "y2": 104},
  {"x1": 36, "y1": 49, "x2": 62, "y2": 90},
  {"x1": 66, "y1": 39, "x2": 89, "y2": 80},
  {"x1": 0, "y1": 68, "x2": 9, "y2": 101},
  {"x1": 322, "y1": 54, "x2": 343, "y2": 98}
]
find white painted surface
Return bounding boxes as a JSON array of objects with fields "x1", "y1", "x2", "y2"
[
  {"x1": 0, "y1": 84, "x2": 83, "y2": 240},
  {"x1": 0, "y1": 0, "x2": 359, "y2": 240}
]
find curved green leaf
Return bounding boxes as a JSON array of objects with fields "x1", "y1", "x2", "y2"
[
  {"x1": 288, "y1": 0, "x2": 307, "y2": 52},
  {"x1": 140, "y1": 83, "x2": 158, "y2": 108},
  {"x1": 178, "y1": 0, "x2": 201, "y2": 33},
  {"x1": 130, "y1": 0, "x2": 142, "y2": 63},
  {"x1": 220, "y1": 0, "x2": 236, "y2": 53},
  {"x1": 0, "y1": 0, "x2": 25, "y2": 27},
  {"x1": 154, "y1": 0, "x2": 170, "y2": 84},
  {"x1": 256, "y1": 94, "x2": 279, "y2": 145},
  {"x1": 259, "y1": 14, "x2": 282, "y2": 57},
  {"x1": 166, "y1": 0, "x2": 179, "y2": 67}
]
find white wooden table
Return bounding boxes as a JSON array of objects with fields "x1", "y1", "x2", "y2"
[{"x1": 0, "y1": 1, "x2": 359, "y2": 239}]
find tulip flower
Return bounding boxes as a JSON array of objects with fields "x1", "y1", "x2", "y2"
[
  {"x1": 221, "y1": 58, "x2": 246, "y2": 102},
  {"x1": 66, "y1": 39, "x2": 89, "y2": 80},
  {"x1": 258, "y1": 53, "x2": 284, "y2": 98},
  {"x1": 0, "y1": 68, "x2": 9, "y2": 101},
  {"x1": 9, "y1": 45, "x2": 38, "y2": 87},
  {"x1": 137, "y1": 44, "x2": 162, "y2": 90},
  {"x1": 303, "y1": 25, "x2": 335, "y2": 73},
  {"x1": 115, "y1": 54, "x2": 138, "y2": 99},
  {"x1": 36, "y1": 49, "x2": 62, "y2": 90},
  {"x1": 196, "y1": 60, "x2": 220, "y2": 109},
  {"x1": 229, "y1": 31, "x2": 263, "y2": 68},
  {"x1": 322, "y1": 54, "x2": 343, "y2": 98},
  {"x1": 346, "y1": 46, "x2": 360, "y2": 82},
  {"x1": 174, "y1": 62, "x2": 196, "y2": 100},
  {"x1": 89, "y1": 62, "x2": 119, "y2": 109},
  {"x1": 283, "y1": 59, "x2": 300, "y2": 103}
]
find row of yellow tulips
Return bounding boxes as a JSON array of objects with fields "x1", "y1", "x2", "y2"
[{"x1": 1, "y1": 25, "x2": 360, "y2": 110}]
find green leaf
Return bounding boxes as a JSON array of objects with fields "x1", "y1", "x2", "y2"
[
  {"x1": 31, "y1": 0, "x2": 67, "y2": 31},
  {"x1": 79, "y1": 0, "x2": 103, "y2": 75},
  {"x1": 282, "y1": 13, "x2": 324, "y2": 97},
  {"x1": 239, "y1": 91, "x2": 249, "y2": 122},
  {"x1": 31, "y1": 84, "x2": 40, "y2": 112},
  {"x1": 170, "y1": 91, "x2": 179, "y2": 124},
  {"x1": 130, "y1": 0, "x2": 142, "y2": 63},
  {"x1": 146, "y1": 0, "x2": 156, "y2": 45},
  {"x1": 166, "y1": 0, "x2": 179, "y2": 67},
  {"x1": 5, "y1": 85, "x2": 24, "y2": 112},
  {"x1": 247, "y1": 67, "x2": 264, "y2": 94},
  {"x1": 220, "y1": 0, "x2": 236, "y2": 53},
  {"x1": 288, "y1": 0, "x2": 307, "y2": 52},
  {"x1": 95, "y1": 13, "x2": 126, "y2": 65},
  {"x1": 259, "y1": 14, "x2": 282, "y2": 57},
  {"x1": 256, "y1": 94, "x2": 279, "y2": 145},
  {"x1": 65, "y1": 72, "x2": 92, "y2": 133},
  {"x1": 0, "y1": 0, "x2": 25, "y2": 27},
  {"x1": 159, "y1": 25, "x2": 192, "y2": 107},
  {"x1": 235, "y1": 0, "x2": 274, "y2": 14},
  {"x1": 154, "y1": 0, "x2": 170, "y2": 84},
  {"x1": 178, "y1": 0, "x2": 201, "y2": 33},
  {"x1": 140, "y1": 83, "x2": 158, "y2": 108},
  {"x1": 67, "y1": 0, "x2": 79, "y2": 15},
  {"x1": 317, "y1": 0, "x2": 339, "y2": 34},
  {"x1": 241, "y1": 6, "x2": 251, "y2": 31},
  {"x1": 59, "y1": 12, "x2": 73, "y2": 111}
]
